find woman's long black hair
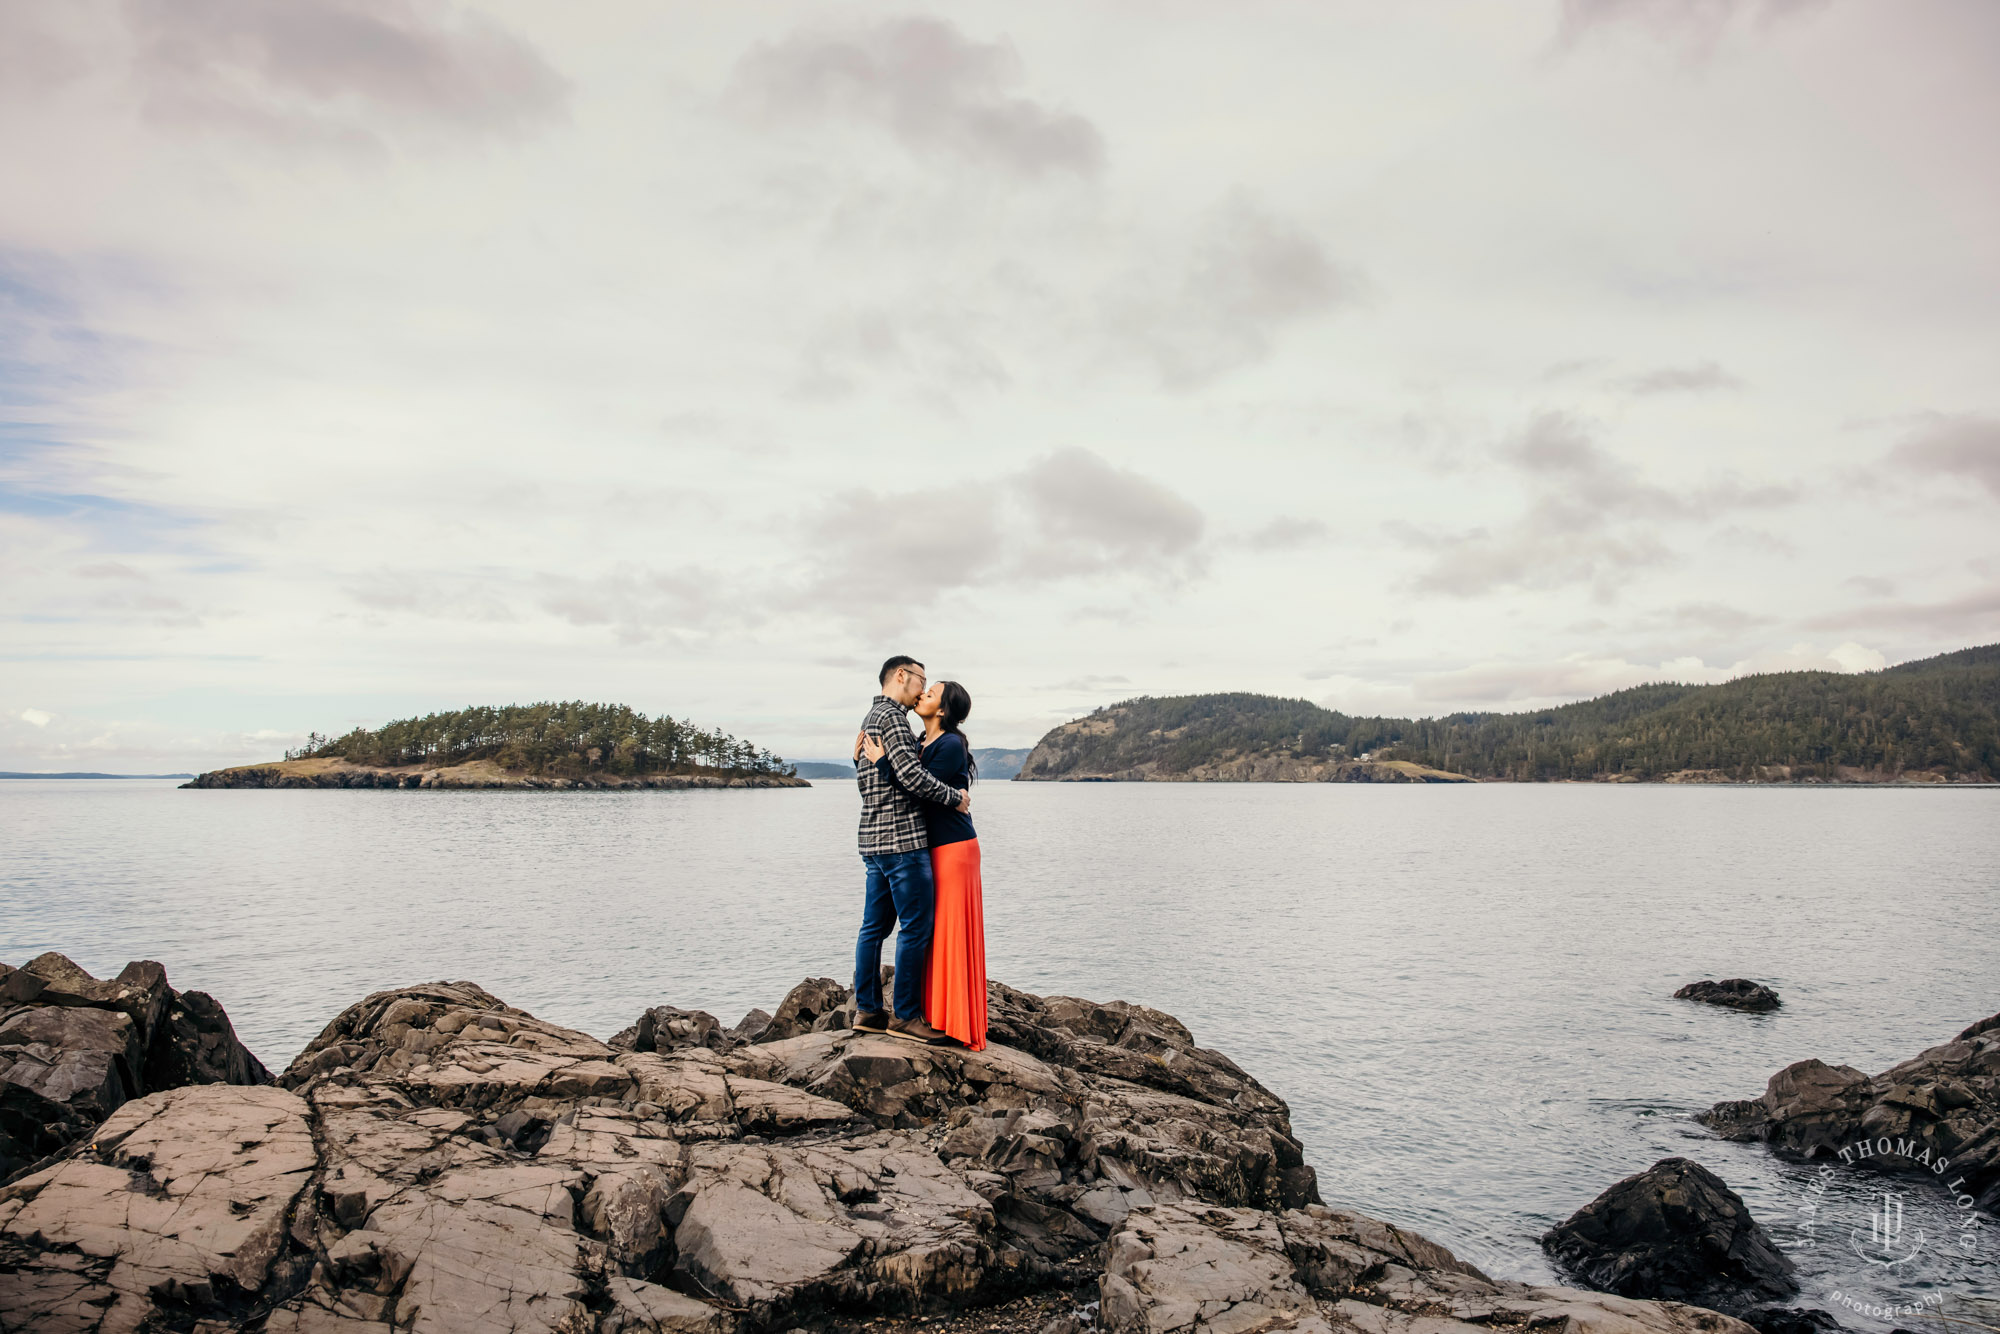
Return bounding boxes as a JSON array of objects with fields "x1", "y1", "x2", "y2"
[{"x1": 937, "y1": 680, "x2": 976, "y2": 782}]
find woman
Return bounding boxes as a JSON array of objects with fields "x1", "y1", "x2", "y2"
[{"x1": 857, "y1": 680, "x2": 987, "y2": 1051}]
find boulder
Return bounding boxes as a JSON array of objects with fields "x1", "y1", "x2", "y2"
[
  {"x1": 726, "y1": 1008, "x2": 773, "y2": 1044},
  {"x1": 142, "y1": 989, "x2": 272, "y2": 1089},
  {"x1": 756, "y1": 977, "x2": 854, "y2": 1042},
  {"x1": 1674, "y1": 980, "x2": 1782, "y2": 1012},
  {"x1": 1699, "y1": 1011, "x2": 2000, "y2": 1212},
  {"x1": 611, "y1": 1005, "x2": 731, "y2": 1055},
  {"x1": 0, "y1": 955, "x2": 268, "y2": 1182},
  {"x1": 1541, "y1": 1157, "x2": 1797, "y2": 1312}
]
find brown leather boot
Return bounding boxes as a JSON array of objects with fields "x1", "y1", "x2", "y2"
[
  {"x1": 852, "y1": 1009, "x2": 889, "y2": 1034},
  {"x1": 888, "y1": 1015, "x2": 960, "y2": 1047}
]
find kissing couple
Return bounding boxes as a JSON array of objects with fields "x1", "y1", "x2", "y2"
[{"x1": 849, "y1": 654, "x2": 988, "y2": 1051}]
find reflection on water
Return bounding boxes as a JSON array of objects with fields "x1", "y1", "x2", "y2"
[{"x1": 3, "y1": 779, "x2": 1996, "y2": 1321}]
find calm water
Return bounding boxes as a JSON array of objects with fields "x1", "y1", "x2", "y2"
[{"x1": 3, "y1": 779, "x2": 1996, "y2": 1321}]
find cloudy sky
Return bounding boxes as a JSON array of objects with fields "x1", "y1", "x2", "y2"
[{"x1": 3, "y1": 0, "x2": 1997, "y2": 771}]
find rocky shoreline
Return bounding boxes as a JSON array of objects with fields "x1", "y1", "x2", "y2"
[
  {"x1": 1015, "y1": 759, "x2": 1473, "y2": 784},
  {"x1": 1699, "y1": 1012, "x2": 2000, "y2": 1214},
  {"x1": 181, "y1": 759, "x2": 811, "y2": 791},
  {"x1": 0, "y1": 957, "x2": 1809, "y2": 1334}
]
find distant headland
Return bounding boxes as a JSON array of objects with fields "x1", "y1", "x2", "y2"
[
  {"x1": 182, "y1": 701, "x2": 807, "y2": 791},
  {"x1": 1017, "y1": 643, "x2": 2000, "y2": 784}
]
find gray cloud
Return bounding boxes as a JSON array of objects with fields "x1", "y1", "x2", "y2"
[
  {"x1": 1557, "y1": 0, "x2": 1832, "y2": 51},
  {"x1": 122, "y1": 0, "x2": 569, "y2": 142},
  {"x1": 802, "y1": 486, "x2": 1005, "y2": 604},
  {"x1": 1406, "y1": 411, "x2": 1799, "y2": 597},
  {"x1": 1716, "y1": 524, "x2": 1800, "y2": 556},
  {"x1": 1038, "y1": 674, "x2": 1132, "y2": 692},
  {"x1": 1403, "y1": 518, "x2": 1674, "y2": 600},
  {"x1": 1112, "y1": 196, "x2": 1363, "y2": 389},
  {"x1": 344, "y1": 570, "x2": 519, "y2": 622},
  {"x1": 796, "y1": 448, "x2": 1207, "y2": 631},
  {"x1": 792, "y1": 303, "x2": 1013, "y2": 405},
  {"x1": 1844, "y1": 574, "x2": 1896, "y2": 597},
  {"x1": 1012, "y1": 447, "x2": 1206, "y2": 581},
  {"x1": 0, "y1": 7, "x2": 95, "y2": 100},
  {"x1": 344, "y1": 564, "x2": 751, "y2": 644},
  {"x1": 729, "y1": 17, "x2": 1105, "y2": 179},
  {"x1": 1890, "y1": 414, "x2": 2000, "y2": 500},
  {"x1": 534, "y1": 567, "x2": 747, "y2": 645},
  {"x1": 1803, "y1": 582, "x2": 2000, "y2": 633},
  {"x1": 1664, "y1": 601, "x2": 1773, "y2": 632},
  {"x1": 1540, "y1": 357, "x2": 1609, "y2": 382},
  {"x1": 1238, "y1": 516, "x2": 1330, "y2": 553},
  {"x1": 1620, "y1": 360, "x2": 1745, "y2": 394},
  {"x1": 1411, "y1": 655, "x2": 1671, "y2": 706}
]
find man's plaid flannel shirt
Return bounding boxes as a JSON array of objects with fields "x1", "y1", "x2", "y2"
[{"x1": 855, "y1": 695, "x2": 962, "y2": 855}]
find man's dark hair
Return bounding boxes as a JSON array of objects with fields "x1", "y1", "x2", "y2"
[{"x1": 879, "y1": 655, "x2": 923, "y2": 686}]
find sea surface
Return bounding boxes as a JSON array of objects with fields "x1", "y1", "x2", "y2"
[{"x1": 4, "y1": 778, "x2": 1996, "y2": 1324}]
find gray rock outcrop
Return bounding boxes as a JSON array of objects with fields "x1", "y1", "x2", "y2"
[
  {"x1": 1673, "y1": 981, "x2": 1781, "y2": 1013},
  {"x1": 1540, "y1": 1157, "x2": 1797, "y2": 1312},
  {"x1": 2, "y1": 972, "x2": 1769, "y2": 1334},
  {"x1": 1102, "y1": 1202, "x2": 1752, "y2": 1334},
  {"x1": 1699, "y1": 1011, "x2": 2000, "y2": 1212},
  {"x1": 0, "y1": 954, "x2": 270, "y2": 1180}
]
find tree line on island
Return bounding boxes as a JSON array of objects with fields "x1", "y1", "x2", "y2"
[
  {"x1": 288, "y1": 701, "x2": 795, "y2": 779},
  {"x1": 1021, "y1": 643, "x2": 2000, "y2": 783}
]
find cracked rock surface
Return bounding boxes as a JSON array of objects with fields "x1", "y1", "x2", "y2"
[{"x1": 2, "y1": 972, "x2": 1780, "y2": 1334}]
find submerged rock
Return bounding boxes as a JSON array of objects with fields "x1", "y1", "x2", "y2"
[
  {"x1": 1737, "y1": 1306, "x2": 1846, "y2": 1334},
  {"x1": 1541, "y1": 1157, "x2": 1797, "y2": 1312},
  {"x1": 1699, "y1": 1010, "x2": 2000, "y2": 1212},
  {"x1": 0, "y1": 954, "x2": 268, "y2": 1181},
  {"x1": 2, "y1": 969, "x2": 1775, "y2": 1334},
  {"x1": 1674, "y1": 981, "x2": 1782, "y2": 1013}
]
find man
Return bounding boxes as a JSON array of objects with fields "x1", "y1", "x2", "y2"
[{"x1": 853, "y1": 655, "x2": 971, "y2": 1045}]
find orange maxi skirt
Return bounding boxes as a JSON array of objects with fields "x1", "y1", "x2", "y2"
[{"x1": 925, "y1": 838, "x2": 987, "y2": 1050}]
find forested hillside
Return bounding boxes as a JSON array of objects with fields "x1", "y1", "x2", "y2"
[
  {"x1": 292, "y1": 702, "x2": 794, "y2": 779},
  {"x1": 1017, "y1": 645, "x2": 2000, "y2": 783}
]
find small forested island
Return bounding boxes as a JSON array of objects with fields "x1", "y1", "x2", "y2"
[
  {"x1": 183, "y1": 701, "x2": 807, "y2": 790},
  {"x1": 1018, "y1": 644, "x2": 2000, "y2": 784}
]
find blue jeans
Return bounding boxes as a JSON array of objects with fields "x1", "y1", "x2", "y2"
[{"x1": 855, "y1": 849, "x2": 934, "y2": 1020}]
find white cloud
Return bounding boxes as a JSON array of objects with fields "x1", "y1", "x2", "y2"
[{"x1": 20, "y1": 708, "x2": 53, "y2": 727}]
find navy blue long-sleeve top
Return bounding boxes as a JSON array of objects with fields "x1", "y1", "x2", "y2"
[{"x1": 875, "y1": 731, "x2": 976, "y2": 848}]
